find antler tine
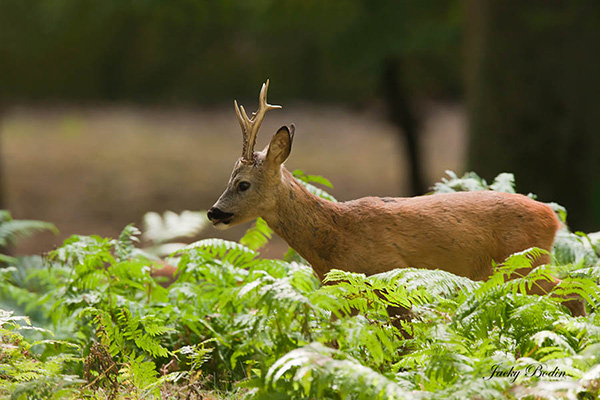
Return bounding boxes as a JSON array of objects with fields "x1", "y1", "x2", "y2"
[
  {"x1": 235, "y1": 100, "x2": 254, "y2": 162},
  {"x1": 234, "y1": 100, "x2": 249, "y2": 134},
  {"x1": 234, "y1": 80, "x2": 281, "y2": 163}
]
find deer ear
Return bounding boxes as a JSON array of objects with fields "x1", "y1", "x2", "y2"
[{"x1": 266, "y1": 124, "x2": 294, "y2": 165}]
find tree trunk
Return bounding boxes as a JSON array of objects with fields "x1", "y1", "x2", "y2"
[
  {"x1": 465, "y1": 0, "x2": 600, "y2": 231},
  {"x1": 381, "y1": 57, "x2": 425, "y2": 196},
  {"x1": 0, "y1": 105, "x2": 4, "y2": 211},
  {"x1": 0, "y1": 105, "x2": 8, "y2": 259}
]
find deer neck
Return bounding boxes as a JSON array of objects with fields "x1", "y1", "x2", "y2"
[{"x1": 262, "y1": 167, "x2": 344, "y2": 278}]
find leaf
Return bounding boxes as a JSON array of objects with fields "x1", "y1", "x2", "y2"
[
  {"x1": 142, "y1": 210, "x2": 209, "y2": 244},
  {"x1": 265, "y1": 343, "x2": 411, "y2": 399},
  {"x1": 182, "y1": 238, "x2": 254, "y2": 256},
  {"x1": 547, "y1": 202, "x2": 568, "y2": 225},
  {"x1": 0, "y1": 210, "x2": 58, "y2": 248},
  {"x1": 553, "y1": 231, "x2": 597, "y2": 268},
  {"x1": 295, "y1": 180, "x2": 337, "y2": 202},
  {"x1": 115, "y1": 224, "x2": 141, "y2": 261},
  {"x1": 490, "y1": 172, "x2": 516, "y2": 193},
  {"x1": 432, "y1": 170, "x2": 489, "y2": 193},
  {"x1": 293, "y1": 169, "x2": 334, "y2": 188},
  {"x1": 240, "y1": 217, "x2": 273, "y2": 251},
  {"x1": 180, "y1": 238, "x2": 257, "y2": 267}
]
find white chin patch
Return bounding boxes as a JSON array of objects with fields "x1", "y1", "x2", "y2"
[{"x1": 214, "y1": 222, "x2": 232, "y2": 231}]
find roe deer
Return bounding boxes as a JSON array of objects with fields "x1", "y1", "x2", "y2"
[{"x1": 207, "y1": 81, "x2": 584, "y2": 316}]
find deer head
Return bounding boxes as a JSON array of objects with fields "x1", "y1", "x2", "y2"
[{"x1": 207, "y1": 81, "x2": 295, "y2": 229}]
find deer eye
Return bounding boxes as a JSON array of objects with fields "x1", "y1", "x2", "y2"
[{"x1": 238, "y1": 181, "x2": 251, "y2": 192}]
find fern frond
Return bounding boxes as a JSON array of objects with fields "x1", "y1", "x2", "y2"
[
  {"x1": 508, "y1": 298, "x2": 564, "y2": 335},
  {"x1": 322, "y1": 269, "x2": 367, "y2": 285},
  {"x1": 265, "y1": 342, "x2": 410, "y2": 399},
  {"x1": 432, "y1": 170, "x2": 489, "y2": 193},
  {"x1": 569, "y1": 265, "x2": 600, "y2": 279},
  {"x1": 181, "y1": 238, "x2": 257, "y2": 266},
  {"x1": 553, "y1": 230, "x2": 599, "y2": 268},
  {"x1": 553, "y1": 276, "x2": 600, "y2": 309},
  {"x1": 530, "y1": 331, "x2": 576, "y2": 357},
  {"x1": 49, "y1": 235, "x2": 114, "y2": 268},
  {"x1": 372, "y1": 268, "x2": 480, "y2": 298},
  {"x1": 240, "y1": 217, "x2": 273, "y2": 251},
  {"x1": 432, "y1": 171, "x2": 520, "y2": 195},
  {"x1": 182, "y1": 238, "x2": 253, "y2": 256},
  {"x1": 296, "y1": 180, "x2": 337, "y2": 202},
  {"x1": 585, "y1": 231, "x2": 600, "y2": 256},
  {"x1": 142, "y1": 210, "x2": 208, "y2": 244},
  {"x1": 254, "y1": 275, "x2": 313, "y2": 315},
  {"x1": 124, "y1": 354, "x2": 159, "y2": 393},
  {"x1": 292, "y1": 169, "x2": 334, "y2": 188},
  {"x1": 333, "y1": 315, "x2": 400, "y2": 366},
  {"x1": 497, "y1": 247, "x2": 549, "y2": 275},
  {"x1": 501, "y1": 263, "x2": 557, "y2": 296},
  {"x1": 489, "y1": 172, "x2": 516, "y2": 193},
  {"x1": 114, "y1": 224, "x2": 141, "y2": 261},
  {"x1": 0, "y1": 213, "x2": 58, "y2": 247}
]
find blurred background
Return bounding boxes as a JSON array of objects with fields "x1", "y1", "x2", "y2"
[{"x1": 0, "y1": 0, "x2": 599, "y2": 257}]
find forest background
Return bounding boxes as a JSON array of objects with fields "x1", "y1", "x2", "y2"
[{"x1": 0, "y1": 0, "x2": 599, "y2": 256}]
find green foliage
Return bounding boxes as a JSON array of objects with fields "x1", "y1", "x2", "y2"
[
  {"x1": 142, "y1": 210, "x2": 209, "y2": 257},
  {"x1": 240, "y1": 218, "x2": 273, "y2": 252},
  {"x1": 0, "y1": 1, "x2": 461, "y2": 103},
  {"x1": 0, "y1": 210, "x2": 57, "y2": 264},
  {"x1": 292, "y1": 170, "x2": 338, "y2": 203},
  {"x1": 553, "y1": 230, "x2": 600, "y2": 269},
  {"x1": 292, "y1": 170, "x2": 334, "y2": 189},
  {"x1": 0, "y1": 309, "x2": 83, "y2": 397},
  {"x1": 1, "y1": 172, "x2": 599, "y2": 399},
  {"x1": 263, "y1": 343, "x2": 411, "y2": 399},
  {"x1": 0, "y1": 210, "x2": 58, "y2": 249},
  {"x1": 432, "y1": 170, "x2": 517, "y2": 194}
]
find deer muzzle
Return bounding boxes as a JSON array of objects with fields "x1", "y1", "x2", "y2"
[{"x1": 207, "y1": 207, "x2": 234, "y2": 226}]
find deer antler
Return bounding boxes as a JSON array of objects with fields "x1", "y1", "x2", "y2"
[{"x1": 234, "y1": 80, "x2": 281, "y2": 163}]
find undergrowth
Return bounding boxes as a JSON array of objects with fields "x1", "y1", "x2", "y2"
[{"x1": 0, "y1": 171, "x2": 599, "y2": 399}]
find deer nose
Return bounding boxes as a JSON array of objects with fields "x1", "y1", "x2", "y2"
[{"x1": 207, "y1": 207, "x2": 234, "y2": 223}]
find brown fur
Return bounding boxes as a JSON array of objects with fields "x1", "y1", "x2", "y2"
[
  {"x1": 263, "y1": 169, "x2": 558, "y2": 280},
  {"x1": 209, "y1": 124, "x2": 584, "y2": 316}
]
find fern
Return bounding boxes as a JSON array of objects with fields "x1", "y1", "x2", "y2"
[
  {"x1": 2, "y1": 170, "x2": 600, "y2": 399},
  {"x1": 240, "y1": 217, "x2": 273, "y2": 251},
  {"x1": 142, "y1": 210, "x2": 208, "y2": 244},
  {"x1": 292, "y1": 169, "x2": 334, "y2": 188},
  {"x1": 141, "y1": 210, "x2": 209, "y2": 257},
  {"x1": 114, "y1": 224, "x2": 141, "y2": 261},
  {"x1": 489, "y1": 172, "x2": 517, "y2": 193},
  {"x1": 322, "y1": 268, "x2": 439, "y2": 313},
  {"x1": 297, "y1": 180, "x2": 337, "y2": 202},
  {"x1": 291, "y1": 169, "x2": 337, "y2": 202},
  {"x1": 586, "y1": 231, "x2": 600, "y2": 256},
  {"x1": 553, "y1": 230, "x2": 599, "y2": 268},
  {"x1": 432, "y1": 170, "x2": 519, "y2": 195},
  {"x1": 370, "y1": 267, "x2": 480, "y2": 298},
  {"x1": 0, "y1": 309, "x2": 81, "y2": 397},
  {"x1": 432, "y1": 170, "x2": 490, "y2": 193},
  {"x1": 124, "y1": 354, "x2": 160, "y2": 395},
  {"x1": 176, "y1": 339, "x2": 217, "y2": 371},
  {"x1": 182, "y1": 238, "x2": 256, "y2": 260},
  {"x1": 0, "y1": 210, "x2": 58, "y2": 249},
  {"x1": 264, "y1": 342, "x2": 411, "y2": 399}
]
